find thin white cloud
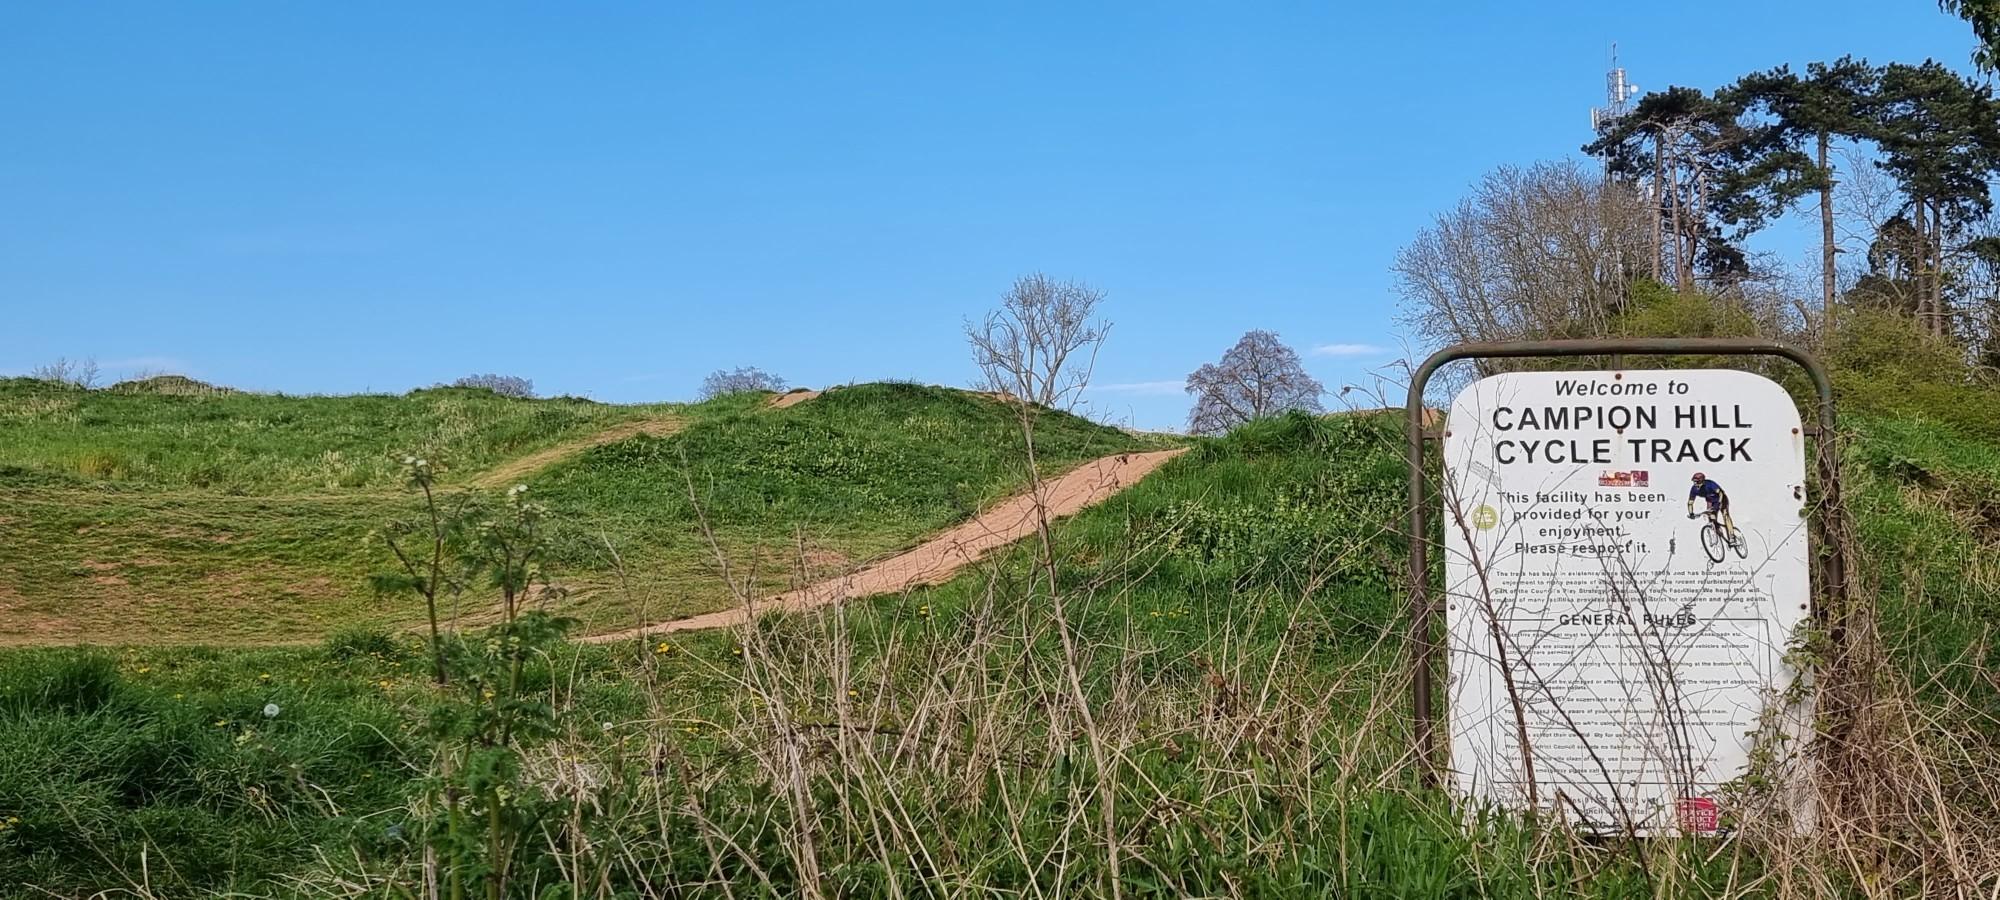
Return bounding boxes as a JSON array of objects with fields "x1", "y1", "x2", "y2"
[
  {"x1": 1088, "y1": 379, "x2": 1185, "y2": 396},
  {"x1": 1311, "y1": 343, "x2": 1388, "y2": 358}
]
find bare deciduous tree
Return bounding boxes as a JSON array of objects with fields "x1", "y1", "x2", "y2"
[
  {"x1": 30, "y1": 356, "x2": 99, "y2": 389},
  {"x1": 452, "y1": 373, "x2": 535, "y2": 398},
  {"x1": 1393, "y1": 160, "x2": 1655, "y2": 361},
  {"x1": 700, "y1": 366, "x2": 788, "y2": 399},
  {"x1": 1185, "y1": 330, "x2": 1324, "y2": 435},
  {"x1": 965, "y1": 273, "x2": 1109, "y2": 409}
]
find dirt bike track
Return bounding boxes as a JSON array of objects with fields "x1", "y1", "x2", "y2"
[
  {"x1": 585, "y1": 447, "x2": 1187, "y2": 641},
  {"x1": 467, "y1": 415, "x2": 686, "y2": 488},
  {"x1": 464, "y1": 389, "x2": 1189, "y2": 640},
  {"x1": 473, "y1": 388, "x2": 819, "y2": 488}
]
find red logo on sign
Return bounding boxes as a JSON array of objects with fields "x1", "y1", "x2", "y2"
[{"x1": 1678, "y1": 797, "x2": 1720, "y2": 833}]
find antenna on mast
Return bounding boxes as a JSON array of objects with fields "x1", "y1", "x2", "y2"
[{"x1": 1590, "y1": 43, "x2": 1639, "y2": 132}]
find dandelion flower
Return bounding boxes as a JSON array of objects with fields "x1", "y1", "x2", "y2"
[{"x1": 263, "y1": 703, "x2": 281, "y2": 719}]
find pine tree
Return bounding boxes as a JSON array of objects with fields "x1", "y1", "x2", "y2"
[
  {"x1": 1722, "y1": 58, "x2": 1877, "y2": 342},
  {"x1": 1866, "y1": 61, "x2": 2000, "y2": 338},
  {"x1": 1585, "y1": 87, "x2": 1753, "y2": 292}
]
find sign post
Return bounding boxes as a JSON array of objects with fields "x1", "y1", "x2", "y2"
[
  {"x1": 1403, "y1": 340, "x2": 1844, "y2": 835},
  {"x1": 1442, "y1": 368, "x2": 1807, "y2": 832}
]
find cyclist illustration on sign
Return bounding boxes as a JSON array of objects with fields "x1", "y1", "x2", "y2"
[{"x1": 1686, "y1": 472, "x2": 1746, "y2": 562}]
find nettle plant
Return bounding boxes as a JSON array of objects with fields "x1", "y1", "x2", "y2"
[{"x1": 376, "y1": 457, "x2": 579, "y2": 898}]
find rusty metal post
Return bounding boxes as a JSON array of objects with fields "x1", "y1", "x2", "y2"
[
  {"x1": 1404, "y1": 337, "x2": 1842, "y2": 787},
  {"x1": 1405, "y1": 369, "x2": 1435, "y2": 785}
]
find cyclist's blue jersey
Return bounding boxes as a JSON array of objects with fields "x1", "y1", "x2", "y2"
[{"x1": 1689, "y1": 479, "x2": 1726, "y2": 508}]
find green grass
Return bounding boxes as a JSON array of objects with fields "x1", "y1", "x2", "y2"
[
  {"x1": 1841, "y1": 415, "x2": 2000, "y2": 707},
  {"x1": 0, "y1": 413, "x2": 1430, "y2": 897},
  {"x1": 0, "y1": 377, "x2": 683, "y2": 494},
  {"x1": 529, "y1": 382, "x2": 1163, "y2": 625},
  {"x1": 2, "y1": 386, "x2": 1995, "y2": 896},
  {"x1": 0, "y1": 381, "x2": 1155, "y2": 644},
  {"x1": 0, "y1": 644, "x2": 418, "y2": 893},
  {"x1": 0, "y1": 411, "x2": 1787, "y2": 897}
]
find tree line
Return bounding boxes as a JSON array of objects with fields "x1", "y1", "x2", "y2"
[
  {"x1": 1400, "y1": 38, "x2": 2000, "y2": 378},
  {"x1": 1586, "y1": 58, "x2": 2000, "y2": 346}
]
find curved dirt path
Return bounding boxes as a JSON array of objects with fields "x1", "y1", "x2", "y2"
[
  {"x1": 768, "y1": 389, "x2": 821, "y2": 409},
  {"x1": 586, "y1": 447, "x2": 1187, "y2": 641},
  {"x1": 466, "y1": 415, "x2": 684, "y2": 488}
]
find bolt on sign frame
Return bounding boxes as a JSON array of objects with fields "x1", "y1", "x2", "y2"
[{"x1": 1403, "y1": 338, "x2": 1849, "y2": 786}]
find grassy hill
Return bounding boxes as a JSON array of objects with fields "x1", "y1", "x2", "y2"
[
  {"x1": 0, "y1": 377, "x2": 673, "y2": 493},
  {"x1": 1, "y1": 382, "x2": 1995, "y2": 896},
  {"x1": 0, "y1": 381, "x2": 1153, "y2": 644}
]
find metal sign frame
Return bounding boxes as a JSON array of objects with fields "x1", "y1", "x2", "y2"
[{"x1": 1403, "y1": 338, "x2": 1846, "y2": 785}]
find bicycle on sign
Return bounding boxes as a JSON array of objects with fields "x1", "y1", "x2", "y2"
[{"x1": 1686, "y1": 471, "x2": 1746, "y2": 563}]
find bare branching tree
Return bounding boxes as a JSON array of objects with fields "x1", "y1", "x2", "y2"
[
  {"x1": 452, "y1": 373, "x2": 535, "y2": 398},
  {"x1": 965, "y1": 273, "x2": 1109, "y2": 409},
  {"x1": 700, "y1": 366, "x2": 788, "y2": 399},
  {"x1": 30, "y1": 356, "x2": 99, "y2": 389},
  {"x1": 1184, "y1": 330, "x2": 1324, "y2": 435},
  {"x1": 1393, "y1": 160, "x2": 1655, "y2": 356}
]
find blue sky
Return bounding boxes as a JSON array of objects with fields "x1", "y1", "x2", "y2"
[{"x1": 2, "y1": 3, "x2": 1979, "y2": 429}]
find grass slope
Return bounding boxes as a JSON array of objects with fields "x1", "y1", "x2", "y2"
[
  {"x1": 0, "y1": 382, "x2": 1152, "y2": 645},
  {"x1": 0, "y1": 377, "x2": 673, "y2": 493},
  {"x1": 2, "y1": 403, "x2": 1993, "y2": 896},
  {"x1": 1, "y1": 413, "x2": 1404, "y2": 896}
]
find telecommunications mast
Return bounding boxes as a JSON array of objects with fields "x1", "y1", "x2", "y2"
[{"x1": 1590, "y1": 43, "x2": 1639, "y2": 132}]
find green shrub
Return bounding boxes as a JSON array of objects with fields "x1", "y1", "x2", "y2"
[
  {"x1": 322, "y1": 626, "x2": 406, "y2": 662},
  {"x1": 1832, "y1": 308, "x2": 2000, "y2": 441},
  {"x1": 1617, "y1": 280, "x2": 1763, "y2": 338}
]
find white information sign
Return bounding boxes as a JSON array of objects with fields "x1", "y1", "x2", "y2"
[{"x1": 1442, "y1": 369, "x2": 1811, "y2": 835}]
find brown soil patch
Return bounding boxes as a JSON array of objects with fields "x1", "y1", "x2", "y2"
[
  {"x1": 768, "y1": 389, "x2": 821, "y2": 410},
  {"x1": 0, "y1": 581, "x2": 21, "y2": 606},
  {"x1": 585, "y1": 447, "x2": 1188, "y2": 641},
  {"x1": 468, "y1": 416, "x2": 684, "y2": 488},
  {"x1": 80, "y1": 560, "x2": 126, "y2": 585}
]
